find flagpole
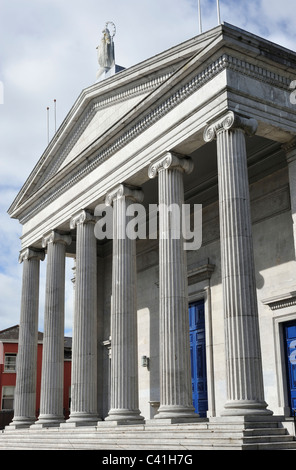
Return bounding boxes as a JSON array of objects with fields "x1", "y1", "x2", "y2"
[
  {"x1": 47, "y1": 107, "x2": 50, "y2": 144},
  {"x1": 198, "y1": 0, "x2": 202, "y2": 33},
  {"x1": 54, "y1": 99, "x2": 57, "y2": 134},
  {"x1": 217, "y1": 0, "x2": 221, "y2": 25}
]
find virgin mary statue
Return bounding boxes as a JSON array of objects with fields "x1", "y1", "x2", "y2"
[{"x1": 96, "y1": 23, "x2": 115, "y2": 80}]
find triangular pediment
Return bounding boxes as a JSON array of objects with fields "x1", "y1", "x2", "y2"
[
  {"x1": 36, "y1": 88, "x2": 156, "y2": 189},
  {"x1": 8, "y1": 25, "x2": 225, "y2": 219}
]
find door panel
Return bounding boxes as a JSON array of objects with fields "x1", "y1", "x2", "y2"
[
  {"x1": 284, "y1": 322, "x2": 296, "y2": 414},
  {"x1": 189, "y1": 301, "x2": 208, "y2": 417}
]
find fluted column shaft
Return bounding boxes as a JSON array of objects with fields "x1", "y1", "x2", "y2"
[
  {"x1": 105, "y1": 184, "x2": 144, "y2": 423},
  {"x1": 67, "y1": 211, "x2": 99, "y2": 425},
  {"x1": 148, "y1": 152, "x2": 197, "y2": 421},
  {"x1": 10, "y1": 248, "x2": 44, "y2": 428},
  {"x1": 36, "y1": 231, "x2": 71, "y2": 426},
  {"x1": 204, "y1": 111, "x2": 272, "y2": 416}
]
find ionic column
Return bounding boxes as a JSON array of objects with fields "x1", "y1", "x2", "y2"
[
  {"x1": 204, "y1": 111, "x2": 272, "y2": 416},
  {"x1": 66, "y1": 210, "x2": 99, "y2": 426},
  {"x1": 10, "y1": 248, "x2": 45, "y2": 429},
  {"x1": 148, "y1": 152, "x2": 197, "y2": 421},
  {"x1": 283, "y1": 138, "x2": 296, "y2": 260},
  {"x1": 105, "y1": 184, "x2": 144, "y2": 424},
  {"x1": 35, "y1": 231, "x2": 71, "y2": 427}
]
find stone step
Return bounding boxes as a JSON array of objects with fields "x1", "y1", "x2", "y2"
[
  {"x1": 0, "y1": 428, "x2": 290, "y2": 441},
  {"x1": 244, "y1": 427, "x2": 288, "y2": 436},
  {"x1": 0, "y1": 440, "x2": 295, "y2": 451},
  {"x1": 1, "y1": 421, "x2": 295, "y2": 450}
]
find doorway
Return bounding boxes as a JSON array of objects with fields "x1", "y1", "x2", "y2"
[
  {"x1": 284, "y1": 321, "x2": 296, "y2": 415},
  {"x1": 189, "y1": 300, "x2": 208, "y2": 417}
]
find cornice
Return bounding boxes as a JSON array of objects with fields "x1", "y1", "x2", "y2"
[
  {"x1": 262, "y1": 291, "x2": 296, "y2": 310},
  {"x1": 224, "y1": 54, "x2": 292, "y2": 90},
  {"x1": 13, "y1": 52, "x2": 294, "y2": 225}
]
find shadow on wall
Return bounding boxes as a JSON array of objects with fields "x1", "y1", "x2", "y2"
[{"x1": 0, "y1": 410, "x2": 13, "y2": 430}]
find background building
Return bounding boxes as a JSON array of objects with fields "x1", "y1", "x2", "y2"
[{"x1": 0, "y1": 325, "x2": 72, "y2": 428}]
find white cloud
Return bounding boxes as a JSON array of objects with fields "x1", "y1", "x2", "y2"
[{"x1": 0, "y1": 272, "x2": 22, "y2": 330}]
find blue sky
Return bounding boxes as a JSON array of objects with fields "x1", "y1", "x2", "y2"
[{"x1": 0, "y1": 0, "x2": 295, "y2": 335}]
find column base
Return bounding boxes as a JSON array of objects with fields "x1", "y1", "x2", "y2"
[
  {"x1": 31, "y1": 414, "x2": 65, "y2": 428},
  {"x1": 154, "y1": 405, "x2": 199, "y2": 423},
  {"x1": 7, "y1": 417, "x2": 36, "y2": 430},
  {"x1": 221, "y1": 400, "x2": 273, "y2": 417},
  {"x1": 62, "y1": 412, "x2": 101, "y2": 427},
  {"x1": 104, "y1": 409, "x2": 145, "y2": 425}
]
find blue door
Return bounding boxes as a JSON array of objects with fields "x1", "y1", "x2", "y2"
[
  {"x1": 284, "y1": 322, "x2": 296, "y2": 415},
  {"x1": 189, "y1": 301, "x2": 208, "y2": 417}
]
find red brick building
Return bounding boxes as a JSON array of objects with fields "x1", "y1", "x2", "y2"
[{"x1": 0, "y1": 325, "x2": 72, "y2": 428}]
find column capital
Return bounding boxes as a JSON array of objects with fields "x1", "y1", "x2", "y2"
[
  {"x1": 282, "y1": 137, "x2": 296, "y2": 163},
  {"x1": 70, "y1": 210, "x2": 97, "y2": 229},
  {"x1": 42, "y1": 230, "x2": 72, "y2": 249},
  {"x1": 19, "y1": 248, "x2": 45, "y2": 264},
  {"x1": 148, "y1": 152, "x2": 193, "y2": 179},
  {"x1": 203, "y1": 111, "x2": 258, "y2": 143},
  {"x1": 105, "y1": 184, "x2": 144, "y2": 207}
]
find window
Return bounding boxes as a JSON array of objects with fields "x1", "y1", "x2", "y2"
[
  {"x1": 4, "y1": 353, "x2": 17, "y2": 372},
  {"x1": 1, "y1": 386, "x2": 15, "y2": 410}
]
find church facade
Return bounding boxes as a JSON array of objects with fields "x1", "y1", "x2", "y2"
[{"x1": 5, "y1": 23, "x2": 296, "y2": 446}]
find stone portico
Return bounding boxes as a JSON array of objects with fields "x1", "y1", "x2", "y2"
[{"x1": 4, "y1": 23, "x2": 296, "y2": 449}]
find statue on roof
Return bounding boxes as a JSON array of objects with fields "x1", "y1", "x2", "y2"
[{"x1": 96, "y1": 22, "x2": 116, "y2": 81}]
